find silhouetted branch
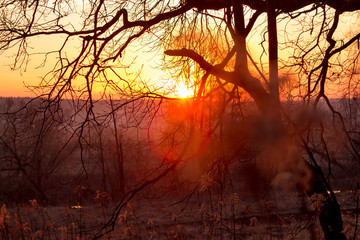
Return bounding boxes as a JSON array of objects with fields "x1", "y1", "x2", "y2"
[{"x1": 165, "y1": 48, "x2": 234, "y2": 82}]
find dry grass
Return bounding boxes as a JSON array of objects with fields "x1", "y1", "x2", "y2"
[{"x1": 1, "y1": 188, "x2": 359, "y2": 240}]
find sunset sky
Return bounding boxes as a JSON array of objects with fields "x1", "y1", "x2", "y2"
[
  {"x1": 0, "y1": 39, "x2": 167, "y2": 98},
  {"x1": 0, "y1": 50, "x2": 39, "y2": 97},
  {"x1": 0, "y1": 6, "x2": 356, "y2": 99}
]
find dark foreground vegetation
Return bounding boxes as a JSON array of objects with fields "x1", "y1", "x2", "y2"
[
  {"x1": 1, "y1": 0, "x2": 360, "y2": 239},
  {"x1": 0, "y1": 97, "x2": 359, "y2": 239}
]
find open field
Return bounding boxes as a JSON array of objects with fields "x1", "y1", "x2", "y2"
[
  {"x1": 1, "y1": 188, "x2": 359, "y2": 239},
  {"x1": 0, "y1": 97, "x2": 360, "y2": 239}
]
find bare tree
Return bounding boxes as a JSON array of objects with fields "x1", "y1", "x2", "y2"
[
  {"x1": 0, "y1": 98, "x2": 76, "y2": 203},
  {"x1": 1, "y1": 0, "x2": 360, "y2": 239}
]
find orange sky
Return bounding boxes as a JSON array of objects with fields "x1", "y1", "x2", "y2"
[
  {"x1": 0, "y1": 8, "x2": 356, "y2": 99},
  {"x1": 0, "y1": 53, "x2": 40, "y2": 98}
]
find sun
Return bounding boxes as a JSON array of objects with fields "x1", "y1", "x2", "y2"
[{"x1": 176, "y1": 82, "x2": 194, "y2": 98}]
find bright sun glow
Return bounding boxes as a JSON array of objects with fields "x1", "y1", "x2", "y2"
[{"x1": 176, "y1": 82, "x2": 194, "y2": 98}]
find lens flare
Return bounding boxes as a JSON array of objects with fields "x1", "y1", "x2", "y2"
[{"x1": 176, "y1": 82, "x2": 194, "y2": 98}]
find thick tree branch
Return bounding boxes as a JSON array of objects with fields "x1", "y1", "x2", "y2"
[
  {"x1": 330, "y1": 32, "x2": 360, "y2": 56},
  {"x1": 164, "y1": 48, "x2": 273, "y2": 114},
  {"x1": 245, "y1": 10, "x2": 263, "y2": 36},
  {"x1": 164, "y1": 48, "x2": 235, "y2": 83},
  {"x1": 189, "y1": 0, "x2": 360, "y2": 12},
  {"x1": 267, "y1": 0, "x2": 280, "y2": 106},
  {"x1": 315, "y1": 10, "x2": 340, "y2": 106}
]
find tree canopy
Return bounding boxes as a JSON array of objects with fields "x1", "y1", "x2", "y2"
[{"x1": 1, "y1": 0, "x2": 360, "y2": 239}]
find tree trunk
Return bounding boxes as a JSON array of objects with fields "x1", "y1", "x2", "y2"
[
  {"x1": 306, "y1": 148, "x2": 346, "y2": 240},
  {"x1": 233, "y1": 2, "x2": 347, "y2": 238}
]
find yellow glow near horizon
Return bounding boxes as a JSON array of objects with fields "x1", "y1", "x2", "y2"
[
  {"x1": 0, "y1": 6, "x2": 357, "y2": 99},
  {"x1": 176, "y1": 82, "x2": 194, "y2": 98}
]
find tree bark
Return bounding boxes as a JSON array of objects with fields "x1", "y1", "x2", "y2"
[
  {"x1": 188, "y1": 0, "x2": 360, "y2": 12},
  {"x1": 166, "y1": 2, "x2": 347, "y2": 238},
  {"x1": 267, "y1": 0, "x2": 279, "y2": 106},
  {"x1": 306, "y1": 149, "x2": 347, "y2": 240},
  {"x1": 237, "y1": 1, "x2": 346, "y2": 238}
]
